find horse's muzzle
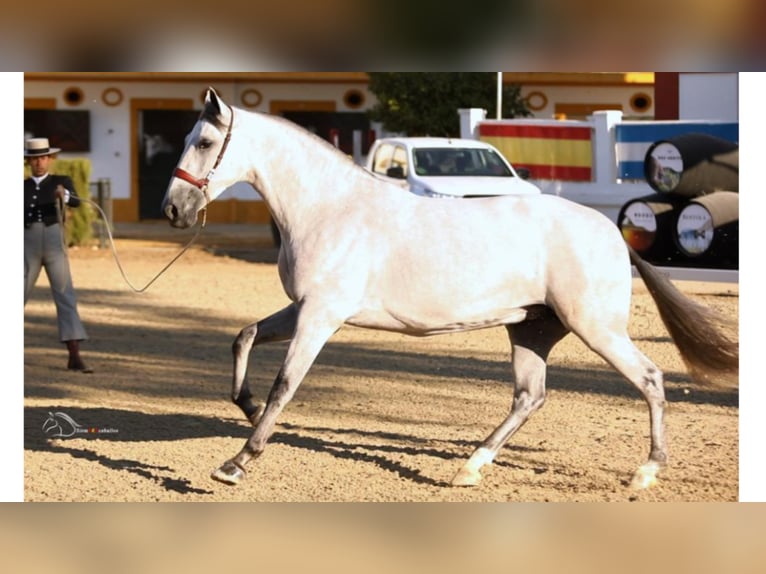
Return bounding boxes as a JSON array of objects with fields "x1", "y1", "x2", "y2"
[{"x1": 162, "y1": 198, "x2": 196, "y2": 229}]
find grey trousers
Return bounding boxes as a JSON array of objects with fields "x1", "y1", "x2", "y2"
[{"x1": 24, "y1": 222, "x2": 88, "y2": 342}]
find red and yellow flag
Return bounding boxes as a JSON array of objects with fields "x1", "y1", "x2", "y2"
[{"x1": 479, "y1": 123, "x2": 593, "y2": 181}]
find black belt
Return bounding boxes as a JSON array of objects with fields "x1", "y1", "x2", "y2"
[{"x1": 25, "y1": 220, "x2": 59, "y2": 229}]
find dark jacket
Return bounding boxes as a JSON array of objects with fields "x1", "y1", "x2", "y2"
[{"x1": 24, "y1": 174, "x2": 81, "y2": 228}]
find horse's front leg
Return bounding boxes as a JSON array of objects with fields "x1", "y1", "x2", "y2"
[
  {"x1": 231, "y1": 304, "x2": 297, "y2": 425},
  {"x1": 213, "y1": 302, "x2": 343, "y2": 485}
]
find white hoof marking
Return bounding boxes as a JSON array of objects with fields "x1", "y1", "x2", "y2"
[
  {"x1": 451, "y1": 447, "x2": 494, "y2": 487},
  {"x1": 630, "y1": 461, "x2": 660, "y2": 490}
]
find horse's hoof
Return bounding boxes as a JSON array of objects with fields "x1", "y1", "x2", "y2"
[
  {"x1": 630, "y1": 461, "x2": 660, "y2": 490},
  {"x1": 211, "y1": 461, "x2": 246, "y2": 485},
  {"x1": 451, "y1": 447, "x2": 493, "y2": 486},
  {"x1": 451, "y1": 467, "x2": 482, "y2": 487}
]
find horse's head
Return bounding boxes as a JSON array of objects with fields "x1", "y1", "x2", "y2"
[{"x1": 162, "y1": 87, "x2": 237, "y2": 228}]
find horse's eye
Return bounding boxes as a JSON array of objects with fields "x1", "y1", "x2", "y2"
[{"x1": 197, "y1": 139, "x2": 213, "y2": 150}]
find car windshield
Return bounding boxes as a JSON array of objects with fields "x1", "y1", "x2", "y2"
[{"x1": 412, "y1": 147, "x2": 513, "y2": 177}]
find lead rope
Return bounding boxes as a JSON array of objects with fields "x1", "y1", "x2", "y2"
[
  {"x1": 57, "y1": 104, "x2": 228, "y2": 292},
  {"x1": 79, "y1": 197, "x2": 207, "y2": 293},
  {"x1": 55, "y1": 195, "x2": 67, "y2": 252}
]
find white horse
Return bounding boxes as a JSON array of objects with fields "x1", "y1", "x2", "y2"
[
  {"x1": 143, "y1": 133, "x2": 174, "y2": 166},
  {"x1": 162, "y1": 88, "x2": 738, "y2": 490}
]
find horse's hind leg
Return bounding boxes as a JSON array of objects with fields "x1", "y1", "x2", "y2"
[
  {"x1": 583, "y1": 332, "x2": 667, "y2": 489},
  {"x1": 452, "y1": 307, "x2": 569, "y2": 486},
  {"x1": 231, "y1": 303, "x2": 297, "y2": 425}
]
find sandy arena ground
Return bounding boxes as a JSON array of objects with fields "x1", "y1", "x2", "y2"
[{"x1": 23, "y1": 224, "x2": 739, "y2": 501}]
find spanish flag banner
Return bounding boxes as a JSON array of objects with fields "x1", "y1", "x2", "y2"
[{"x1": 479, "y1": 123, "x2": 593, "y2": 181}]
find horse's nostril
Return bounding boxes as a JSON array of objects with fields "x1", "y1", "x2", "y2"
[{"x1": 164, "y1": 203, "x2": 179, "y2": 220}]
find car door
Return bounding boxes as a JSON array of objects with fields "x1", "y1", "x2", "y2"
[
  {"x1": 370, "y1": 142, "x2": 395, "y2": 176},
  {"x1": 370, "y1": 142, "x2": 410, "y2": 189}
]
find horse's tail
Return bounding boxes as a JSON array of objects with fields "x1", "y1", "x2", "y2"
[{"x1": 628, "y1": 247, "x2": 739, "y2": 386}]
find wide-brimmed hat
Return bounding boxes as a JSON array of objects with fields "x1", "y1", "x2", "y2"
[{"x1": 24, "y1": 138, "x2": 61, "y2": 157}]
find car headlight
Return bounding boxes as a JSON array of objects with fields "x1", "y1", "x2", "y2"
[{"x1": 422, "y1": 188, "x2": 455, "y2": 199}]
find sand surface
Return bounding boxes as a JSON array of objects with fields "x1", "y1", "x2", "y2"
[{"x1": 24, "y1": 226, "x2": 739, "y2": 501}]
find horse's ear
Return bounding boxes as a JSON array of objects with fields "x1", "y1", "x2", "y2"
[
  {"x1": 205, "y1": 87, "x2": 222, "y2": 114},
  {"x1": 203, "y1": 87, "x2": 231, "y2": 127}
]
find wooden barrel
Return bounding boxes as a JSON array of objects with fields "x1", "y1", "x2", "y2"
[
  {"x1": 617, "y1": 194, "x2": 685, "y2": 264},
  {"x1": 674, "y1": 191, "x2": 738, "y2": 268},
  {"x1": 644, "y1": 133, "x2": 738, "y2": 198}
]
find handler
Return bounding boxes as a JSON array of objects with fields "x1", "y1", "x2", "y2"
[{"x1": 24, "y1": 137, "x2": 93, "y2": 373}]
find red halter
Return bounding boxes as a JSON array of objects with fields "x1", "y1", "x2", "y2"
[{"x1": 173, "y1": 105, "x2": 235, "y2": 202}]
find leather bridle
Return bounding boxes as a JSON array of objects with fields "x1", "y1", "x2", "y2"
[{"x1": 172, "y1": 105, "x2": 235, "y2": 206}]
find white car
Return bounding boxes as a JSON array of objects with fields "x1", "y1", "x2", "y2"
[{"x1": 365, "y1": 136, "x2": 541, "y2": 198}]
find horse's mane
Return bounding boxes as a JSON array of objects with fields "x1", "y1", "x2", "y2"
[
  {"x1": 205, "y1": 101, "x2": 394, "y2": 189},
  {"x1": 263, "y1": 112, "x2": 360, "y2": 160},
  {"x1": 199, "y1": 93, "x2": 356, "y2": 166},
  {"x1": 262, "y1": 110, "x2": 411, "y2": 194}
]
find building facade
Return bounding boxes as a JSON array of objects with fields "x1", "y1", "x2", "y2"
[{"x1": 24, "y1": 72, "x2": 659, "y2": 223}]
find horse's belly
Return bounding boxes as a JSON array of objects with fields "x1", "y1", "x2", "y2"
[{"x1": 346, "y1": 306, "x2": 529, "y2": 336}]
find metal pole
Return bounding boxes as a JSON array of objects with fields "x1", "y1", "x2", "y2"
[
  {"x1": 496, "y1": 72, "x2": 503, "y2": 119},
  {"x1": 96, "y1": 178, "x2": 112, "y2": 249},
  {"x1": 101, "y1": 178, "x2": 113, "y2": 227}
]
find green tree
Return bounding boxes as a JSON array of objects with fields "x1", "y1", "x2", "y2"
[{"x1": 366, "y1": 73, "x2": 530, "y2": 137}]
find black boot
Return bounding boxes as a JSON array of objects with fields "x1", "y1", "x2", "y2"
[{"x1": 66, "y1": 340, "x2": 93, "y2": 373}]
